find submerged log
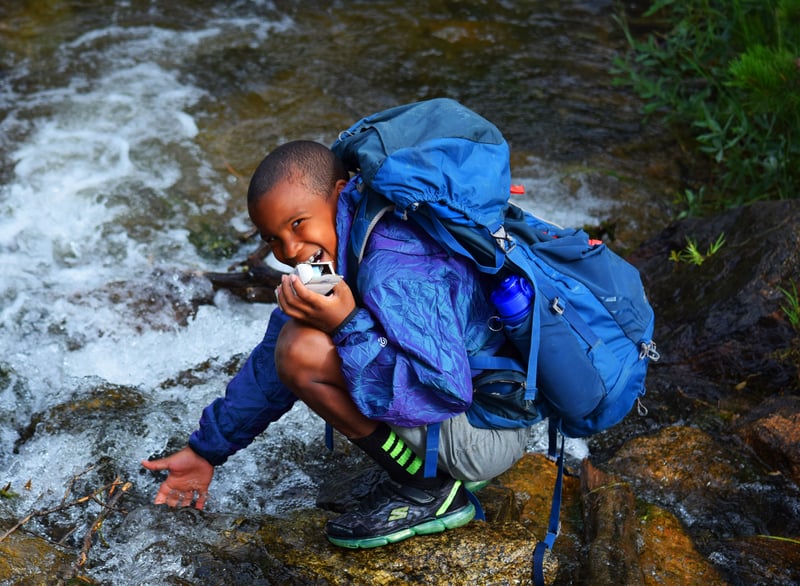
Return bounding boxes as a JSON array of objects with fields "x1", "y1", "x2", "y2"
[
  {"x1": 203, "y1": 264, "x2": 284, "y2": 304},
  {"x1": 202, "y1": 242, "x2": 284, "y2": 304},
  {"x1": 581, "y1": 459, "x2": 645, "y2": 586}
]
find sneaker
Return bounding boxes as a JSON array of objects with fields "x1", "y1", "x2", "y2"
[{"x1": 325, "y1": 477, "x2": 475, "y2": 549}]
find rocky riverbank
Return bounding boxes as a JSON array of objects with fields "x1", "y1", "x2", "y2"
[{"x1": 2, "y1": 200, "x2": 798, "y2": 584}]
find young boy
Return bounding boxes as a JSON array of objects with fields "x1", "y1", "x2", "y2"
[{"x1": 142, "y1": 140, "x2": 529, "y2": 548}]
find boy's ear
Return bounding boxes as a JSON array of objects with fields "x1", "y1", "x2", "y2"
[{"x1": 332, "y1": 178, "x2": 349, "y2": 197}]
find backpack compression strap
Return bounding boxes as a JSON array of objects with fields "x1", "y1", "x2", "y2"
[
  {"x1": 532, "y1": 422, "x2": 565, "y2": 586},
  {"x1": 410, "y1": 210, "x2": 506, "y2": 275}
]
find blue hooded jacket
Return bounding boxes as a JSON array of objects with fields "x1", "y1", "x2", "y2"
[{"x1": 188, "y1": 178, "x2": 497, "y2": 465}]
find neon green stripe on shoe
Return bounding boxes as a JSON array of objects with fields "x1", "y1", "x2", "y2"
[{"x1": 435, "y1": 480, "x2": 462, "y2": 516}]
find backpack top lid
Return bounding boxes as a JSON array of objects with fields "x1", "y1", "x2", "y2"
[{"x1": 331, "y1": 98, "x2": 512, "y2": 233}]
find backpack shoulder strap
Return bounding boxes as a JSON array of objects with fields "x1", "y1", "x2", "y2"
[{"x1": 346, "y1": 188, "x2": 395, "y2": 290}]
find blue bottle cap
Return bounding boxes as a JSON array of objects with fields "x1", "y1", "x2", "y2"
[{"x1": 491, "y1": 275, "x2": 533, "y2": 324}]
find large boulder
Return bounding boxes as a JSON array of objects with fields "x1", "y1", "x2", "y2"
[{"x1": 630, "y1": 199, "x2": 800, "y2": 392}]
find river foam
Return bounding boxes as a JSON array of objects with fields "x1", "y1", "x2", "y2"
[{"x1": 0, "y1": 5, "x2": 300, "y2": 521}]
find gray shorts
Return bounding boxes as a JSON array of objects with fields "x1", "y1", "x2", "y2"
[{"x1": 391, "y1": 412, "x2": 529, "y2": 482}]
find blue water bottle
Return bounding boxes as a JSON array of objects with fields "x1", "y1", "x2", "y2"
[{"x1": 491, "y1": 275, "x2": 534, "y2": 327}]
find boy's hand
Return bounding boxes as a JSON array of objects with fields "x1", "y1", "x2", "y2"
[
  {"x1": 275, "y1": 273, "x2": 356, "y2": 334},
  {"x1": 141, "y1": 446, "x2": 214, "y2": 510}
]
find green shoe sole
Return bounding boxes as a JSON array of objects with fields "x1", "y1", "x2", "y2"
[{"x1": 327, "y1": 502, "x2": 476, "y2": 549}]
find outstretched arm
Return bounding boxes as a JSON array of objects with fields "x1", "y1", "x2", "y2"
[
  {"x1": 141, "y1": 446, "x2": 214, "y2": 510},
  {"x1": 141, "y1": 308, "x2": 296, "y2": 509}
]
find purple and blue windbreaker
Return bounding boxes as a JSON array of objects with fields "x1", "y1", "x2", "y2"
[{"x1": 188, "y1": 179, "x2": 496, "y2": 465}]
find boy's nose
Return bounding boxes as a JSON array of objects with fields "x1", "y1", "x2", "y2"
[{"x1": 282, "y1": 240, "x2": 303, "y2": 264}]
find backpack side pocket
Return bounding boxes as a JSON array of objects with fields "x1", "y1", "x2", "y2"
[{"x1": 466, "y1": 367, "x2": 542, "y2": 430}]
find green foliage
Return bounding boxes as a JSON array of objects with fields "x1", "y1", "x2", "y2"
[
  {"x1": 673, "y1": 186, "x2": 706, "y2": 219},
  {"x1": 669, "y1": 232, "x2": 726, "y2": 265},
  {"x1": 1, "y1": 481, "x2": 19, "y2": 499},
  {"x1": 779, "y1": 281, "x2": 800, "y2": 329},
  {"x1": 613, "y1": 0, "x2": 800, "y2": 217}
]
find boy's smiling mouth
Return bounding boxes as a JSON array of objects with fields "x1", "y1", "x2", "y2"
[{"x1": 305, "y1": 249, "x2": 324, "y2": 264}]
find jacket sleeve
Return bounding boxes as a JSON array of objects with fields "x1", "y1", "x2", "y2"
[
  {"x1": 188, "y1": 308, "x2": 297, "y2": 465},
  {"x1": 331, "y1": 247, "x2": 477, "y2": 427}
]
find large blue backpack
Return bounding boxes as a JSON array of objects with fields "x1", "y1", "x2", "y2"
[{"x1": 330, "y1": 98, "x2": 658, "y2": 583}]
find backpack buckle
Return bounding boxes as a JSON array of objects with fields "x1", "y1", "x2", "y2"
[
  {"x1": 493, "y1": 226, "x2": 516, "y2": 253},
  {"x1": 639, "y1": 341, "x2": 660, "y2": 361}
]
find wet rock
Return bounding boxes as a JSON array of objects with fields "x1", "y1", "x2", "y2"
[
  {"x1": 604, "y1": 426, "x2": 746, "y2": 496},
  {"x1": 0, "y1": 524, "x2": 87, "y2": 583},
  {"x1": 580, "y1": 457, "x2": 725, "y2": 585},
  {"x1": 737, "y1": 394, "x2": 800, "y2": 486},
  {"x1": 14, "y1": 382, "x2": 146, "y2": 453},
  {"x1": 248, "y1": 508, "x2": 540, "y2": 585},
  {"x1": 636, "y1": 502, "x2": 726, "y2": 585},
  {"x1": 629, "y1": 199, "x2": 800, "y2": 393},
  {"x1": 179, "y1": 453, "x2": 722, "y2": 585},
  {"x1": 68, "y1": 269, "x2": 216, "y2": 337},
  {"x1": 203, "y1": 453, "x2": 726, "y2": 585},
  {"x1": 589, "y1": 200, "x2": 800, "y2": 583},
  {"x1": 601, "y1": 425, "x2": 800, "y2": 585},
  {"x1": 494, "y1": 452, "x2": 583, "y2": 582},
  {"x1": 0, "y1": 451, "x2": 762, "y2": 585},
  {"x1": 720, "y1": 535, "x2": 800, "y2": 586}
]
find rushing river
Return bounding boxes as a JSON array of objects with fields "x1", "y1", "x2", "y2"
[{"x1": 1, "y1": 1, "x2": 676, "y2": 583}]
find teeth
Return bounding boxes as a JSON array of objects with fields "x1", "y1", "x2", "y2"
[{"x1": 306, "y1": 250, "x2": 322, "y2": 263}]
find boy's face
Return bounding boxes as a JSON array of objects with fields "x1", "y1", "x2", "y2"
[{"x1": 249, "y1": 178, "x2": 345, "y2": 269}]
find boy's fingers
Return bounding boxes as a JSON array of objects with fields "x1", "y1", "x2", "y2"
[
  {"x1": 153, "y1": 487, "x2": 170, "y2": 506},
  {"x1": 160, "y1": 488, "x2": 206, "y2": 509},
  {"x1": 153, "y1": 484, "x2": 182, "y2": 507},
  {"x1": 141, "y1": 458, "x2": 166, "y2": 470}
]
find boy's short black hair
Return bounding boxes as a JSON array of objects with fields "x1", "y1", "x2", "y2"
[{"x1": 247, "y1": 140, "x2": 349, "y2": 206}]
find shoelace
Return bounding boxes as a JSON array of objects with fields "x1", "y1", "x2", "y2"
[{"x1": 357, "y1": 478, "x2": 403, "y2": 511}]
